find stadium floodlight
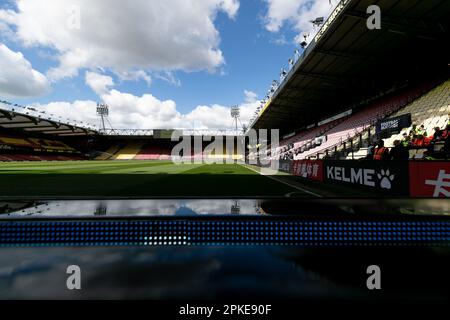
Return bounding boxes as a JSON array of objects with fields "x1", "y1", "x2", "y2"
[
  {"x1": 96, "y1": 103, "x2": 109, "y2": 116},
  {"x1": 230, "y1": 105, "x2": 241, "y2": 132},
  {"x1": 96, "y1": 103, "x2": 110, "y2": 132},
  {"x1": 310, "y1": 17, "x2": 324, "y2": 28},
  {"x1": 300, "y1": 33, "x2": 309, "y2": 49},
  {"x1": 231, "y1": 105, "x2": 240, "y2": 118}
]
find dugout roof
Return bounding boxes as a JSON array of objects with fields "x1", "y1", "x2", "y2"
[{"x1": 252, "y1": 0, "x2": 450, "y2": 134}]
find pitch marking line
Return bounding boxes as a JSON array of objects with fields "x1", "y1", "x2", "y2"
[{"x1": 240, "y1": 164, "x2": 322, "y2": 198}]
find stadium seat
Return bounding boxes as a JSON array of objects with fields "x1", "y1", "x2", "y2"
[
  {"x1": 134, "y1": 144, "x2": 171, "y2": 160},
  {"x1": 382, "y1": 79, "x2": 450, "y2": 148},
  {"x1": 113, "y1": 143, "x2": 144, "y2": 160},
  {"x1": 96, "y1": 145, "x2": 124, "y2": 160},
  {"x1": 271, "y1": 82, "x2": 433, "y2": 160}
]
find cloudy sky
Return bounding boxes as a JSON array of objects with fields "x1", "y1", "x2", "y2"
[{"x1": 0, "y1": 0, "x2": 335, "y2": 130}]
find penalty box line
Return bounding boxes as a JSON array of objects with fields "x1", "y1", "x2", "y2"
[{"x1": 239, "y1": 164, "x2": 322, "y2": 198}]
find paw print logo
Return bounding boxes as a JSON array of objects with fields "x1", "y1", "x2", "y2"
[{"x1": 378, "y1": 169, "x2": 395, "y2": 189}]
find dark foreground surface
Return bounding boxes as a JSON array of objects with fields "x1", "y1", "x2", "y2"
[
  {"x1": 0, "y1": 198, "x2": 449, "y2": 301},
  {"x1": 0, "y1": 246, "x2": 449, "y2": 300}
]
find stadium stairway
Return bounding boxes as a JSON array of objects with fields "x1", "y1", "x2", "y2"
[
  {"x1": 112, "y1": 143, "x2": 143, "y2": 160},
  {"x1": 96, "y1": 144, "x2": 124, "y2": 160}
]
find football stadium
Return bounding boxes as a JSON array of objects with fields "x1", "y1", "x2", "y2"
[{"x1": 0, "y1": 0, "x2": 450, "y2": 308}]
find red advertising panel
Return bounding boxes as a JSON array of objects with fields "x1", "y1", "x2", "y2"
[
  {"x1": 409, "y1": 161, "x2": 450, "y2": 198},
  {"x1": 292, "y1": 160, "x2": 324, "y2": 181}
]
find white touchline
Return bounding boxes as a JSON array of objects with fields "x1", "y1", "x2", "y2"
[{"x1": 240, "y1": 164, "x2": 322, "y2": 198}]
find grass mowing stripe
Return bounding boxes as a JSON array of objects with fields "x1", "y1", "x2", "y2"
[
  {"x1": 101, "y1": 162, "x2": 204, "y2": 174},
  {"x1": 0, "y1": 161, "x2": 296, "y2": 198},
  {"x1": 0, "y1": 160, "x2": 174, "y2": 174}
]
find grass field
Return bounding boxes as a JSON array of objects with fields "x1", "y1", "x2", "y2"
[{"x1": 0, "y1": 160, "x2": 308, "y2": 198}]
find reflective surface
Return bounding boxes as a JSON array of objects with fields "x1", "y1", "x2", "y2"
[
  {"x1": 1, "y1": 198, "x2": 449, "y2": 300},
  {"x1": 0, "y1": 246, "x2": 449, "y2": 300},
  {"x1": 0, "y1": 198, "x2": 449, "y2": 218},
  {"x1": 0, "y1": 199, "x2": 263, "y2": 218}
]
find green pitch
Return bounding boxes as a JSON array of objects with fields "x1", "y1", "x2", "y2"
[{"x1": 0, "y1": 160, "x2": 304, "y2": 198}]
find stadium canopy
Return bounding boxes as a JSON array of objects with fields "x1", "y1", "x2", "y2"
[
  {"x1": 0, "y1": 104, "x2": 98, "y2": 137},
  {"x1": 252, "y1": 0, "x2": 450, "y2": 135}
]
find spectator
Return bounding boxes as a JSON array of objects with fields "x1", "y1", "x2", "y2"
[
  {"x1": 401, "y1": 132, "x2": 411, "y2": 147},
  {"x1": 373, "y1": 140, "x2": 390, "y2": 160},
  {"x1": 416, "y1": 124, "x2": 427, "y2": 137},
  {"x1": 445, "y1": 130, "x2": 450, "y2": 158},
  {"x1": 432, "y1": 127, "x2": 443, "y2": 141},
  {"x1": 390, "y1": 140, "x2": 409, "y2": 160},
  {"x1": 439, "y1": 124, "x2": 450, "y2": 141},
  {"x1": 409, "y1": 124, "x2": 417, "y2": 137},
  {"x1": 366, "y1": 142, "x2": 375, "y2": 160},
  {"x1": 424, "y1": 135, "x2": 434, "y2": 146},
  {"x1": 413, "y1": 134, "x2": 426, "y2": 147}
]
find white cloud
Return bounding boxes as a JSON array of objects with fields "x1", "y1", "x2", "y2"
[
  {"x1": 31, "y1": 100, "x2": 99, "y2": 127},
  {"x1": 0, "y1": 0, "x2": 260, "y2": 130},
  {"x1": 0, "y1": 0, "x2": 240, "y2": 81},
  {"x1": 116, "y1": 70, "x2": 152, "y2": 87},
  {"x1": 263, "y1": 0, "x2": 334, "y2": 40},
  {"x1": 154, "y1": 71, "x2": 181, "y2": 87},
  {"x1": 218, "y1": 0, "x2": 240, "y2": 18},
  {"x1": 85, "y1": 71, "x2": 114, "y2": 95},
  {"x1": 31, "y1": 89, "x2": 259, "y2": 130},
  {"x1": 0, "y1": 43, "x2": 50, "y2": 98},
  {"x1": 244, "y1": 90, "x2": 258, "y2": 103}
]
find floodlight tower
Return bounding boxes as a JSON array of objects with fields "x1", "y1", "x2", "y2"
[
  {"x1": 300, "y1": 33, "x2": 309, "y2": 49},
  {"x1": 230, "y1": 105, "x2": 241, "y2": 133},
  {"x1": 96, "y1": 103, "x2": 109, "y2": 132}
]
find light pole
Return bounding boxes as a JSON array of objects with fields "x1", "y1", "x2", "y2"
[
  {"x1": 230, "y1": 105, "x2": 240, "y2": 133},
  {"x1": 96, "y1": 103, "x2": 109, "y2": 132}
]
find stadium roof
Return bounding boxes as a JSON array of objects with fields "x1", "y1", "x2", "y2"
[
  {"x1": 0, "y1": 102, "x2": 242, "y2": 138},
  {"x1": 252, "y1": 0, "x2": 450, "y2": 134},
  {"x1": 0, "y1": 102, "x2": 98, "y2": 137}
]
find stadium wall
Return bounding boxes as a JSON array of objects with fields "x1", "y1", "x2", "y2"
[{"x1": 289, "y1": 160, "x2": 450, "y2": 198}]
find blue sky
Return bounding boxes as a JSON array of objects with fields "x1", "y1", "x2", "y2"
[{"x1": 0, "y1": 0, "x2": 334, "y2": 129}]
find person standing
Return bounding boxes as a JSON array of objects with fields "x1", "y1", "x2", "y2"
[
  {"x1": 366, "y1": 142, "x2": 375, "y2": 160},
  {"x1": 417, "y1": 124, "x2": 427, "y2": 137},
  {"x1": 432, "y1": 127, "x2": 443, "y2": 141},
  {"x1": 402, "y1": 132, "x2": 411, "y2": 147},
  {"x1": 373, "y1": 140, "x2": 390, "y2": 160},
  {"x1": 390, "y1": 140, "x2": 409, "y2": 160}
]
